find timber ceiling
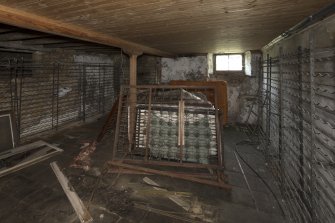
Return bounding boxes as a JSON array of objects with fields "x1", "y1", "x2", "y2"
[
  {"x1": 0, "y1": 24, "x2": 120, "y2": 54},
  {"x1": 0, "y1": 0, "x2": 333, "y2": 54}
]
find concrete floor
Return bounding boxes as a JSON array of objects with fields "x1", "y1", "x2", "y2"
[{"x1": 0, "y1": 117, "x2": 285, "y2": 223}]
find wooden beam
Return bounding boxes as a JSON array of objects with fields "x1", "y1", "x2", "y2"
[
  {"x1": 107, "y1": 161, "x2": 231, "y2": 190},
  {"x1": 128, "y1": 52, "x2": 141, "y2": 146},
  {"x1": 0, "y1": 5, "x2": 173, "y2": 57},
  {"x1": 50, "y1": 162, "x2": 93, "y2": 223}
]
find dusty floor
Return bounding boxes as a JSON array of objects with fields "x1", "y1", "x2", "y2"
[{"x1": 0, "y1": 117, "x2": 285, "y2": 223}]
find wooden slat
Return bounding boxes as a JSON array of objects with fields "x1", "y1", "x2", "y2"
[
  {"x1": 0, "y1": 1, "x2": 332, "y2": 54},
  {"x1": 0, "y1": 4, "x2": 173, "y2": 57},
  {"x1": 0, "y1": 141, "x2": 63, "y2": 177}
]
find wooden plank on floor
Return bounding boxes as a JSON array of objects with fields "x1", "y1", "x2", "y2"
[
  {"x1": 50, "y1": 161, "x2": 93, "y2": 223},
  {"x1": 0, "y1": 141, "x2": 63, "y2": 177}
]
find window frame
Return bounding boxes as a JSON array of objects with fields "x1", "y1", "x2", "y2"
[{"x1": 214, "y1": 53, "x2": 245, "y2": 73}]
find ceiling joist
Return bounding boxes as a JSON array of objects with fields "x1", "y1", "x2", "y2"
[{"x1": 0, "y1": 4, "x2": 173, "y2": 57}]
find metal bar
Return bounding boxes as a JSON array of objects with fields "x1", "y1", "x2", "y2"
[
  {"x1": 52, "y1": 63, "x2": 55, "y2": 128},
  {"x1": 309, "y1": 32, "x2": 317, "y2": 223},
  {"x1": 56, "y1": 63, "x2": 60, "y2": 129},
  {"x1": 18, "y1": 58, "x2": 23, "y2": 141},
  {"x1": 112, "y1": 87, "x2": 124, "y2": 160},
  {"x1": 13, "y1": 59, "x2": 19, "y2": 137},
  {"x1": 297, "y1": 46, "x2": 305, "y2": 206},
  {"x1": 266, "y1": 54, "x2": 272, "y2": 157},
  {"x1": 144, "y1": 87, "x2": 152, "y2": 161},
  {"x1": 214, "y1": 86, "x2": 223, "y2": 167},
  {"x1": 82, "y1": 64, "x2": 86, "y2": 122},
  {"x1": 98, "y1": 63, "x2": 101, "y2": 113},
  {"x1": 78, "y1": 64, "x2": 82, "y2": 119},
  {"x1": 120, "y1": 84, "x2": 216, "y2": 90},
  {"x1": 278, "y1": 47, "x2": 285, "y2": 194},
  {"x1": 116, "y1": 158, "x2": 224, "y2": 169}
]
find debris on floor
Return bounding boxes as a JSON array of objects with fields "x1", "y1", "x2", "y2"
[
  {"x1": 70, "y1": 141, "x2": 97, "y2": 171},
  {"x1": 66, "y1": 167, "x2": 134, "y2": 217},
  {"x1": 139, "y1": 176, "x2": 219, "y2": 223}
]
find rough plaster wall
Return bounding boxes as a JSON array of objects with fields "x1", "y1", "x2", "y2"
[
  {"x1": 211, "y1": 73, "x2": 259, "y2": 124},
  {"x1": 211, "y1": 51, "x2": 261, "y2": 124},
  {"x1": 137, "y1": 55, "x2": 161, "y2": 85},
  {"x1": 207, "y1": 53, "x2": 214, "y2": 76},
  {"x1": 244, "y1": 51, "x2": 252, "y2": 76},
  {"x1": 161, "y1": 56, "x2": 208, "y2": 83},
  {"x1": 111, "y1": 53, "x2": 129, "y2": 87}
]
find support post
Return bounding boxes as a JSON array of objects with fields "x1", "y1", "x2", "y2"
[{"x1": 126, "y1": 51, "x2": 142, "y2": 150}]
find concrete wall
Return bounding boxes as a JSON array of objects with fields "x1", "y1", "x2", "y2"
[
  {"x1": 210, "y1": 51, "x2": 262, "y2": 124},
  {"x1": 161, "y1": 56, "x2": 208, "y2": 83},
  {"x1": 211, "y1": 72, "x2": 260, "y2": 124},
  {"x1": 262, "y1": 14, "x2": 335, "y2": 223},
  {"x1": 138, "y1": 55, "x2": 161, "y2": 85}
]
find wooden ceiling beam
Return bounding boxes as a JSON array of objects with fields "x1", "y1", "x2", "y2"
[{"x1": 0, "y1": 4, "x2": 173, "y2": 57}]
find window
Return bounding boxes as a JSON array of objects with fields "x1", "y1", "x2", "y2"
[{"x1": 215, "y1": 54, "x2": 243, "y2": 71}]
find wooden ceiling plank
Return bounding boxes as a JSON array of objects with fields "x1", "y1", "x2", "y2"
[
  {"x1": 0, "y1": 4, "x2": 173, "y2": 57},
  {"x1": 0, "y1": 0, "x2": 332, "y2": 54}
]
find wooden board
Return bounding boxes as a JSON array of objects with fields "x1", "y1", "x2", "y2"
[
  {"x1": 50, "y1": 162, "x2": 93, "y2": 223},
  {"x1": 0, "y1": 140, "x2": 63, "y2": 177}
]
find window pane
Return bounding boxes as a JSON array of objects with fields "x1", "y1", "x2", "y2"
[
  {"x1": 216, "y1": 55, "x2": 229, "y2": 71},
  {"x1": 215, "y1": 54, "x2": 243, "y2": 71},
  {"x1": 228, "y1": 55, "x2": 243, "y2": 70}
]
